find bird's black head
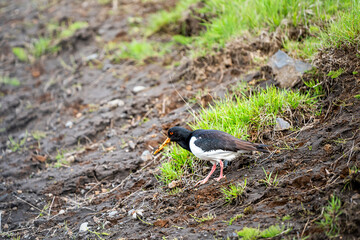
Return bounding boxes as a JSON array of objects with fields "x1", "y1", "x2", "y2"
[{"x1": 168, "y1": 127, "x2": 191, "y2": 146}]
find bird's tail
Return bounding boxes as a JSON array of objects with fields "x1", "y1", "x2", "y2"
[{"x1": 256, "y1": 144, "x2": 270, "y2": 153}]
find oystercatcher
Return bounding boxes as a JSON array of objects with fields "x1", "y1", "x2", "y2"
[{"x1": 154, "y1": 126, "x2": 269, "y2": 186}]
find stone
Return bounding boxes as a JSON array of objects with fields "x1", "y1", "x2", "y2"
[
  {"x1": 133, "y1": 86, "x2": 146, "y2": 93},
  {"x1": 274, "y1": 117, "x2": 291, "y2": 131},
  {"x1": 268, "y1": 50, "x2": 312, "y2": 88},
  {"x1": 141, "y1": 150, "x2": 152, "y2": 161},
  {"x1": 79, "y1": 222, "x2": 89, "y2": 232},
  {"x1": 65, "y1": 121, "x2": 73, "y2": 128},
  {"x1": 108, "y1": 210, "x2": 118, "y2": 217},
  {"x1": 107, "y1": 99, "x2": 125, "y2": 109}
]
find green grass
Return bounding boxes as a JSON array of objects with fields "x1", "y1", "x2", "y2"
[
  {"x1": 0, "y1": 76, "x2": 21, "y2": 86},
  {"x1": 145, "y1": 0, "x2": 200, "y2": 36},
  {"x1": 237, "y1": 224, "x2": 290, "y2": 239},
  {"x1": 320, "y1": 2, "x2": 360, "y2": 48},
  {"x1": 12, "y1": 21, "x2": 88, "y2": 60},
  {"x1": 327, "y1": 68, "x2": 345, "y2": 79},
  {"x1": 226, "y1": 214, "x2": 244, "y2": 225},
  {"x1": 221, "y1": 179, "x2": 247, "y2": 204},
  {"x1": 53, "y1": 150, "x2": 70, "y2": 168},
  {"x1": 237, "y1": 227, "x2": 261, "y2": 240},
  {"x1": 157, "y1": 85, "x2": 316, "y2": 185},
  {"x1": 191, "y1": 0, "x2": 353, "y2": 53},
  {"x1": 259, "y1": 167, "x2": 279, "y2": 188},
  {"x1": 317, "y1": 195, "x2": 342, "y2": 237},
  {"x1": 106, "y1": 40, "x2": 173, "y2": 63},
  {"x1": 31, "y1": 37, "x2": 59, "y2": 58},
  {"x1": 8, "y1": 134, "x2": 27, "y2": 152},
  {"x1": 190, "y1": 85, "x2": 316, "y2": 139},
  {"x1": 12, "y1": 47, "x2": 28, "y2": 62},
  {"x1": 156, "y1": 144, "x2": 195, "y2": 185}
]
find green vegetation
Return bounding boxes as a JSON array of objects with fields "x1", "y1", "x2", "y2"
[
  {"x1": 53, "y1": 150, "x2": 70, "y2": 168},
  {"x1": 259, "y1": 167, "x2": 279, "y2": 188},
  {"x1": 190, "y1": 213, "x2": 215, "y2": 223},
  {"x1": 8, "y1": 132, "x2": 27, "y2": 152},
  {"x1": 184, "y1": 0, "x2": 352, "y2": 55},
  {"x1": 145, "y1": 0, "x2": 199, "y2": 36},
  {"x1": 32, "y1": 130, "x2": 47, "y2": 141},
  {"x1": 156, "y1": 145, "x2": 195, "y2": 185},
  {"x1": 304, "y1": 79, "x2": 324, "y2": 97},
  {"x1": 190, "y1": 86, "x2": 316, "y2": 139},
  {"x1": 237, "y1": 224, "x2": 290, "y2": 239},
  {"x1": 12, "y1": 20, "x2": 88, "y2": 60},
  {"x1": 327, "y1": 68, "x2": 345, "y2": 79},
  {"x1": 0, "y1": 76, "x2": 21, "y2": 86},
  {"x1": 221, "y1": 179, "x2": 247, "y2": 204},
  {"x1": 31, "y1": 37, "x2": 60, "y2": 58},
  {"x1": 226, "y1": 214, "x2": 243, "y2": 225},
  {"x1": 320, "y1": 2, "x2": 360, "y2": 48},
  {"x1": 237, "y1": 227, "x2": 261, "y2": 240},
  {"x1": 106, "y1": 40, "x2": 172, "y2": 63},
  {"x1": 317, "y1": 195, "x2": 342, "y2": 237},
  {"x1": 12, "y1": 47, "x2": 28, "y2": 62}
]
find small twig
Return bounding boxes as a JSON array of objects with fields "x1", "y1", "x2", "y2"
[
  {"x1": 137, "y1": 215, "x2": 153, "y2": 225},
  {"x1": 301, "y1": 218, "x2": 310, "y2": 237},
  {"x1": 0, "y1": 211, "x2": 2, "y2": 233},
  {"x1": 47, "y1": 195, "x2": 55, "y2": 219},
  {"x1": 13, "y1": 194, "x2": 42, "y2": 212}
]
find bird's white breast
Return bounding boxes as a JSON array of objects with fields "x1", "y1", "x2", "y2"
[{"x1": 189, "y1": 136, "x2": 239, "y2": 163}]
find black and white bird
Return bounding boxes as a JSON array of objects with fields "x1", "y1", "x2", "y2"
[{"x1": 154, "y1": 126, "x2": 269, "y2": 186}]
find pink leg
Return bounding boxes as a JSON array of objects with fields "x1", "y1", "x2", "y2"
[
  {"x1": 215, "y1": 160, "x2": 226, "y2": 181},
  {"x1": 195, "y1": 163, "x2": 217, "y2": 186}
]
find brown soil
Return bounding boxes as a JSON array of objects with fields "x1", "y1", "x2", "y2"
[{"x1": 1, "y1": 1, "x2": 360, "y2": 239}]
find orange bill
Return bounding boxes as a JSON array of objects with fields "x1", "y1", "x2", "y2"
[{"x1": 154, "y1": 138, "x2": 171, "y2": 155}]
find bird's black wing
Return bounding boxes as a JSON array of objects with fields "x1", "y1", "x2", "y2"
[{"x1": 191, "y1": 129, "x2": 268, "y2": 152}]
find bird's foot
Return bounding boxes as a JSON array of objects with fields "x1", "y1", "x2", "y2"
[
  {"x1": 215, "y1": 175, "x2": 226, "y2": 182},
  {"x1": 194, "y1": 179, "x2": 208, "y2": 186}
]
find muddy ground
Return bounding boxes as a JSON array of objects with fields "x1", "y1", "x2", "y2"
[{"x1": 1, "y1": 0, "x2": 360, "y2": 239}]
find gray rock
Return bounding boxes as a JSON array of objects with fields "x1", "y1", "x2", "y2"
[
  {"x1": 107, "y1": 99, "x2": 125, "y2": 109},
  {"x1": 79, "y1": 222, "x2": 89, "y2": 232},
  {"x1": 65, "y1": 121, "x2": 73, "y2": 128},
  {"x1": 141, "y1": 150, "x2": 152, "y2": 161},
  {"x1": 274, "y1": 117, "x2": 291, "y2": 131},
  {"x1": 108, "y1": 210, "x2": 118, "y2": 217},
  {"x1": 128, "y1": 140, "x2": 136, "y2": 150},
  {"x1": 268, "y1": 50, "x2": 312, "y2": 88},
  {"x1": 133, "y1": 86, "x2": 146, "y2": 93}
]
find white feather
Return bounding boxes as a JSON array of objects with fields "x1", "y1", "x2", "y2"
[{"x1": 189, "y1": 136, "x2": 243, "y2": 164}]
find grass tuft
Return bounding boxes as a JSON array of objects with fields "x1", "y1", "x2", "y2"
[
  {"x1": 320, "y1": 2, "x2": 360, "y2": 48},
  {"x1": 145, "y1": 0, "x2": 200, "y2": 36},
  {"x1": 221, "y1": 179, "x2": 247, "y2": 204},
  {"x1": 12, "y1": 47, "x2": 28, "y2": 62},
  {"x1": 0, "y1": 76, "x2": 21, "y2": 86},
  {"x1": 317, "y1": 195, "x2": 342, "y2": 237}
]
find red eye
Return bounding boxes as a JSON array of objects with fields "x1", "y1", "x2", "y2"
[{"x1": 170, "y1": 132, "x2": 173, "y2": 135}]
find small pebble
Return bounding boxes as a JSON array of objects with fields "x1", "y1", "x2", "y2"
[
  {"x1": 128, "y1": 140, "x2": 136, "y2": 150},
  {"x1": 141, "y1": 150, "x2": 152, "y2": 161},
  {"x1": 107, "y1": 99, "x2": 125, "y2": 109},
  {"x1": 65, "y1": 121, "x2": 73, "y2": 128},
  {"x1": 274, "y1": 117, "x2": 291, "y2": 131},
  {"x1": 17, "y1": 190, "x2": 22, "y2": 194},
  {"x1": 58, "y1": 209, "x2": 65, "y2": 215},
  {"x1": 108, "y1": 210, "x2": 118, "y2": 217},
  {"x1": 133, "y1": 86, "x2": 146, "y2": 93},
  {"x1": 4, "y1": 223, "x2": 9, "y2": 229},
  {"x1": 79, "y1": 222, "x2": 89, "y2": 232}
]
